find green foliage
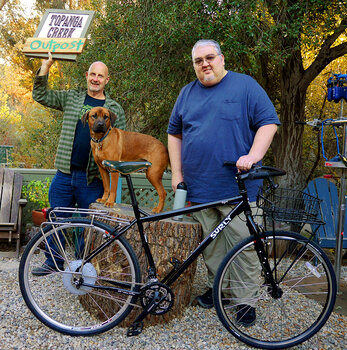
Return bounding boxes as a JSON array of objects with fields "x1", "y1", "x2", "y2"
[
  {"x1": 22, "y1": 177, "x2": 51, "y2": 209},
  {"x1": 60, "y1": 0, "x2": 346, "y2": 148},
  {"x1": 14, "y1": 104, "x2": 62, "y2": 168}
]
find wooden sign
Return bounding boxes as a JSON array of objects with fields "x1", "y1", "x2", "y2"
[{"x1": 23, "y1": 9, "x2": 94, "y2": 61}]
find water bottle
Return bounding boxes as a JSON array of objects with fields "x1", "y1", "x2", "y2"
[{"x1": 172, "y1": 182, "x2": 187, "y2": 221}]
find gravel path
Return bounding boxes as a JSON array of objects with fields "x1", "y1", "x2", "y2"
[{"x1": 0, "y1": 255, "x2": 346, "y2": 350}]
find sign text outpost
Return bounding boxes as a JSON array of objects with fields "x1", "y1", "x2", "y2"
[{"x1": 22, "y1": 38, "x2": 86, "y2": 54}]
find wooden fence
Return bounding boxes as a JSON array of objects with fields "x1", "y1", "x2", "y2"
[{"x1": 11, "y1": 168, "x2": 174, "y2": 226}]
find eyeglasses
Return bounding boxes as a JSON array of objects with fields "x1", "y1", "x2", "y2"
[{"x1": 193, "y1": 54, "x2": 220, "y2": 66}]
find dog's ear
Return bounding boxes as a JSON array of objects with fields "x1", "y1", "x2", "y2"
[
  {"x1": 109, "y1": 110, "x2": 117, "y2": 126},
  {"x1": 81, "y1": 111, "x2": 89, "y2": 126}
]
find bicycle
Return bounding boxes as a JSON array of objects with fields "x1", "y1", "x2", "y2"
[{"x1": 19, "y1": 160, "x2": 337, "y2": 349}]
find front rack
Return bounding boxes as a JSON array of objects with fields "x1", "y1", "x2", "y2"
[{"x1": 257, "y1": 187, "x2": 324, "y2": 226}]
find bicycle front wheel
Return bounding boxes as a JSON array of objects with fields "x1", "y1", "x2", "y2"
[
  {"x1": 19, "y1": 217, "x2": 141, "y2": 336},
  {"x1": 213, "y1": 231, "x2": 337, "y2": 349}
]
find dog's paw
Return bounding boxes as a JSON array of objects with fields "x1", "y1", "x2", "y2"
[
  {"x1": 104, "y1": 201, "x2": 115, "y2": 208},
  {"x1": 96, "y1": 198, "x2": 106, "y2": 204}
]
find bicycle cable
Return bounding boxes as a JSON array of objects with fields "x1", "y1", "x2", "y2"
[{"x1": 320, "y1": 119, "x2": 340, "y2": 161}]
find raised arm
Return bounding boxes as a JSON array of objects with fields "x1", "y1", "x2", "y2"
[{"x1": 32, "y1": 52, "x2": 67, "y2": 111}]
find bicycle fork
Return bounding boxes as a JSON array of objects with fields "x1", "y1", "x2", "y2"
[{"x1": 246, "y1": 214, "x2": 284, "y2": 299}]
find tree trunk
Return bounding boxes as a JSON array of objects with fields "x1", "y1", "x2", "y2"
[{"x1": 272, "y1": 52, "x2": 307, "y2": 189}]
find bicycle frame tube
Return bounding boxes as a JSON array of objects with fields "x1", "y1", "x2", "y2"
[
  {"x1": 138, "y1": 196, "x2": 244, "y2": 275},
  {"x1": 161, "y1": 199, "x2": 247, "y2": 286},
  {"x1": 140, "y1": 196, "x2": 243, "y2": 223}
]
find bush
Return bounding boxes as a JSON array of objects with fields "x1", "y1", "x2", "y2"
[{"x1": 22, "y1": 178, "x2": 51, "y2": 209}]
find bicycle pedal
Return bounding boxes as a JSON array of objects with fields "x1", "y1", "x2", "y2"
[{"x1": 127, "y1": 321, "x2": 144, "y2": 337}]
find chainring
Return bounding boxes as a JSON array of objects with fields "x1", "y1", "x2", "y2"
[{"x1": 140, "y1": 282, "x2": 174, "y2": 315}]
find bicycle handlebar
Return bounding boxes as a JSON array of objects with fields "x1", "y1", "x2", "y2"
[
  {"x1": 223, "y1": 161, "x2": 286, "y2": 181},
  {"x1": 296, "y1": 118, "x2": 347, "y2": 127}
]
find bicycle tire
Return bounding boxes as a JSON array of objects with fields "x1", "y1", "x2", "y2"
[
  {"x1": 213, "y1": 231, "x2": 337, "y2": 349},
  {"x1": 19, "y1": 217, "x2": 141, "y2": 336}
]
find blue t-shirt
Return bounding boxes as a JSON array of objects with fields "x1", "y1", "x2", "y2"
[
  {"x1": 167, "y1": 71, "x2": 280, "y2": 203},
  {"x1": 70, "y1": 94, "x2": 105, "y2": 171}
]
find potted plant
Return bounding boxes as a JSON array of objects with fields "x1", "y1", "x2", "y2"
[{"x1": 22, "y1": 178, "x2": 51, "y2": 226}]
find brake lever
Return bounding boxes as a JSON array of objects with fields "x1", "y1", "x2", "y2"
[{"x1": 267, "y1": 177, "x2": 278, "y2": 190}]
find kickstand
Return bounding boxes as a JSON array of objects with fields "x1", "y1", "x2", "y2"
[{"x1": 127, "y1": 321, "x2": 144, "y2": 337}]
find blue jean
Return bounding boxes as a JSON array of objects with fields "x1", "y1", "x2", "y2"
[{"x1": 44, "y1": 170, "x2": 104, "y2": 267}]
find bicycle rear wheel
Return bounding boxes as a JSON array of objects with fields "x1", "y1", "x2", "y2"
[
  {"x1": 213, "y1": 231, "x2": 337, "y2": 349},
  {"x1": 19, "y1": 217, "x2": 141, "y2": 336}
]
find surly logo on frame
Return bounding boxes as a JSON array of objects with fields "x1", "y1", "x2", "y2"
[{"x1": 210, "y1": 214, "x2": 232, "y2": 239}]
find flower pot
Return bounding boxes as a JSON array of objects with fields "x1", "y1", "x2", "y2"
[{"x1": 31, "y1": 209, "x2": 46, "y2": 226}]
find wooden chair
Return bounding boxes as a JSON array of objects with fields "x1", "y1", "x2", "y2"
[
  {"x1": 305, "y1": 177, "x2": 347, "y2": 249},
  {"x1": 0, "y1": 168, "x2": 27, "y2": 257}
]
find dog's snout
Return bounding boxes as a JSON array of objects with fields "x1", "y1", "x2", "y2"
[{"x1": 92, "y1": 118, "x2": 107, "y2": 133}]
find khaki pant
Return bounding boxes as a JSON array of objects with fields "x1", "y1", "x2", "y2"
[{"x1": 192, "y1": 203, "x2": 260, "y2": 301}]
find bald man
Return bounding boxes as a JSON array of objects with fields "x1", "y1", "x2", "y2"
[{"x1": 31, "y1": 53, "x2": 126, "y2": 275}]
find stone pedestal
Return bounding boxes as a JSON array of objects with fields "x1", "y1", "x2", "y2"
[{"x1": 87, "y1": 202, "x2": 202, "y2": 326}]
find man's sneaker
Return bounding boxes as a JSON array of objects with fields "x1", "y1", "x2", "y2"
[
  {"x1": 195, "y1": 288, "x2": 213, "y2": 309},
  {"x1": 32, "y1": 263, "x2": 62, "y2": 276},
  {"x1": 236, "y1": 304, "x2": 256, "y2": 327},
  {"x1": 195, "y1": 288, "x2": 230, "y2": 308}
]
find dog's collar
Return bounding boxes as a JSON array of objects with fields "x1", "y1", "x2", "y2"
[{"x1": 91, "y1": 127, "x2": 111, "y2": 144}]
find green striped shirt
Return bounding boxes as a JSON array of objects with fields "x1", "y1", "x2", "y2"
[{"x1": 33, "y1": 72, "x2": 126, "y2": 184}]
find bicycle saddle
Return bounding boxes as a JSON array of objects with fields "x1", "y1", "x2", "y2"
[{"x1": 102, "y1": 160, "x2": 152, "y2": 174}]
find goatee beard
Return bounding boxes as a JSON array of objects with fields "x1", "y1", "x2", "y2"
[{"x1": 203, "y1": 75, "x2": 215, "y2": 82}]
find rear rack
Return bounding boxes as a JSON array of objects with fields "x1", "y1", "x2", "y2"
[{"x1": 43, "y1": 207, "x2": 130, "y2": 227}]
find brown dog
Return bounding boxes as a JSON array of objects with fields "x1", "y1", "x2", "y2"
[{"x1": 82, "y1": 107, "x2": 169, "y2": 213}]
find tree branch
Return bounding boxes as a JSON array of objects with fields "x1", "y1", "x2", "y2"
[
  {"x1": 302, "y1": 19, "x2": 347, "y2": 89},
  {"x1": 318, "y1": 19, "x2": 347, "y2": 54}
]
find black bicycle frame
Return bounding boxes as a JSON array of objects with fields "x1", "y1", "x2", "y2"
[
  {"x1": 110, "y1": 176, "x2": 260, "y2": 286},
  {"x1": 82, "y1": 173, "x2": 279, "y2": 295}
]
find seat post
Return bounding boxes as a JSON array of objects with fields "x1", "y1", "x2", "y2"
[
  {"x1": 124, "y1": 174, "x2": 157, "y2": 276},
  {"x1": 124, "y1": 174, "x2": 141, "y2": 218}
]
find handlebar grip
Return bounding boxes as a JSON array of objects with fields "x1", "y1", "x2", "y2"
[
  {"x1": 295, "y1": 121, "x2": 306, "y2": 125},
  {"x1": 224, "y1": 161, "x2": 257, "y2": 170},
  {"x1": 224, "y1": 161, "x2": 237, "y2": 167}
]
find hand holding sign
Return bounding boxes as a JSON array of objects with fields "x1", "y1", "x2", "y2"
[{"x1": 39, "y1": 52, "x2": 54, "y2": 76}]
